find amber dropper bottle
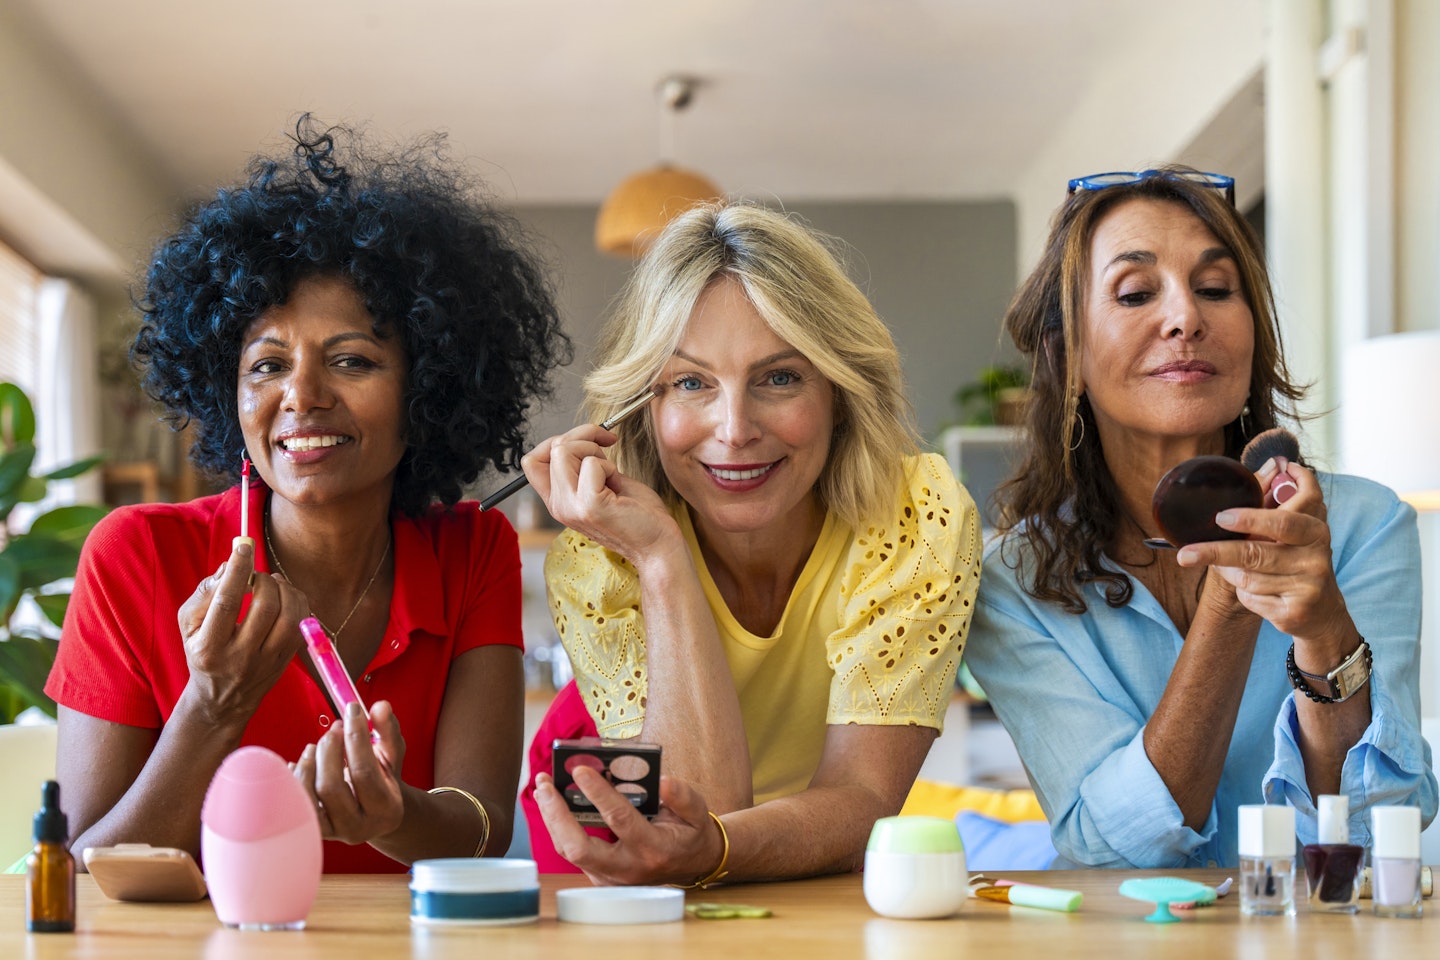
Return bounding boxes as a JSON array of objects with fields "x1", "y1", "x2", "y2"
[{"x1": 26, "y1": 780, "x2": 75, "y2": 933}]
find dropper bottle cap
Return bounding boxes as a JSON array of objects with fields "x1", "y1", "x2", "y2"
[
  {"x1": 33, "y1": 780, "x2": 68, "y2": 844},
  {"x1": 1317, "y1": 794, "x2": 1349, "y2": 845}
]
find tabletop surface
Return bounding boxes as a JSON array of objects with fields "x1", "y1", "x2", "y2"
[{"x1": 0, "y1": 867, "x2": 1426, "y2": 958}]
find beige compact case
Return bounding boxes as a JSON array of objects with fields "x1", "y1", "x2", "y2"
[{"x1": 83, "y1": 844, "x2": 208, "y2": 902}]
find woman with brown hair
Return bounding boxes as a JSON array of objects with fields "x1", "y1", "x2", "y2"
[{"x1": 964, "y1": 167, "x2": 1436, "y2": 868}]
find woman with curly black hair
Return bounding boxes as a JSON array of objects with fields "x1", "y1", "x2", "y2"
[{"x1": 45, "y1": 119, "x2": 570, "y2": 872}]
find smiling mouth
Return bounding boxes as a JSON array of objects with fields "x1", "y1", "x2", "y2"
[
  {"x1": 279, "y1": 435, "x2": 352, "y2": 452},
  {"x1": 705, "y1": 463, "x2": 776, "y2": 481}
]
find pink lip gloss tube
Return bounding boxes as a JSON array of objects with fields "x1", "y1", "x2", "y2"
[{"x1": 298, "y1": 617, "x2": 377, "y2": 742}]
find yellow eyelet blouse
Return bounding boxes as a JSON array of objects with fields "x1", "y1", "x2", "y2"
[{"x1": 543, "y1": 453, "x2": 982, "y2": 803}]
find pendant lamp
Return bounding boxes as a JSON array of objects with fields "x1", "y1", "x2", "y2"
[{"x1": 595, "y1": 76, "x2": 722, "y2": 258}]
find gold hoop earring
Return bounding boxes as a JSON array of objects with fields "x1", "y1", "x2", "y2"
[{"x1": 1068, "y1": 411, "x2": 1086, "y2": 452}]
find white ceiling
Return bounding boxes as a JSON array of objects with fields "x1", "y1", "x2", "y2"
[{"x1": 10, "y1": 0, "x2": 1184, "y2": 205}]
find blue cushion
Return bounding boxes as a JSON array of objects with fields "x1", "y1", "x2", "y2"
[{"x1": 956, "y1": 811, "x2": 1057, "y2": 871}]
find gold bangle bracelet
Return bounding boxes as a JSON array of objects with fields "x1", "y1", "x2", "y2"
[
  {"x1": 428, "y1": 786, "x2": 490, "y2": 858},
  {"x1": 682, "y1": 812, "x2": 730, "y2": 889}
]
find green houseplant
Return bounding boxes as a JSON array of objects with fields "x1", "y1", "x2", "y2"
[
  {"x1": 0, "y1": 382, "x2": 106, "y2": 723},
  {"x1": 953, "y1": 364, "x2": 1030, "y2": 427}
]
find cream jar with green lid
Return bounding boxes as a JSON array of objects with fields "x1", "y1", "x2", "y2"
[{"x1": 863, "y1": 816, "x2": 967, "y2": 919}]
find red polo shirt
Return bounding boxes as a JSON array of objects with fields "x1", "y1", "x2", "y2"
[{"x1": 46, "y1": 480, "x2": 522, "y2": 873}]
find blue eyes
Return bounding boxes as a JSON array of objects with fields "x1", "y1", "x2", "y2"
[{"x1": 669, "y1": 371, "x2": 801, "y2": 391}]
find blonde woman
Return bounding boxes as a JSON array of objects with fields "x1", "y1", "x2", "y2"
[{"x1": 520, "y1": 203, "x2": 981, "y2": 884}]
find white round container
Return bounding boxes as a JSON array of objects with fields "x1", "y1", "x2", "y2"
[
  {"x1": 556, "y1": 886, "x2": 685, "y2": 924},
  {"x1": 409, "y1": 859, "x2": 540, "y2": 926}
]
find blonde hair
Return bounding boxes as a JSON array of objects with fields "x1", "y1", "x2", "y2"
[{"x1": 584, "y1": 201, "x2": 919, "y2": 530}]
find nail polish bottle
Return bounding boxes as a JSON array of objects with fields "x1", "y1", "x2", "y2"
[
  {"x1": 1371, "y1": 805, "x2": 1423, "y2": 918},
  {"x1": 1302, "y1": 794, "x2": 1363, "y2": 913},
  {"x1": 26, "y1": 780, "x2": 76, "y2": 933},
  {"x1": 1238, "y1": 804, "x2": 1296, "y2": 916}
]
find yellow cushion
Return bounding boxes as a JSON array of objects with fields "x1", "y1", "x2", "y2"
[{"x1": 899, "y1": 778, "x2": 1045, "y2": 822}]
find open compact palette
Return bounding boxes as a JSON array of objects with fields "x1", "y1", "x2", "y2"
[{"x1": 552, "y1": 737, "x2": 662, "y2": 825}]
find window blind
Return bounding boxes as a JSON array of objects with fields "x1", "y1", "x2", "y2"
[{"x1": 0, "y1": 239, "x2": 40, "y2": 392}]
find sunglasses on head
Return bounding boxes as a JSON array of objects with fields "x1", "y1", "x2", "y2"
[{"x1": 1066, "y1": 170, "x2": 1235, "y2": 206}]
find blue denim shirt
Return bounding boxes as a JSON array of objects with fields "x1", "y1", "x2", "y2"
[{"x1": 966, "y1": 472, "x2": 1437, "y2": 868}]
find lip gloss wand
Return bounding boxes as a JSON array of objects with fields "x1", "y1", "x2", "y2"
[
  {"x1": 234, "y1": 458, "x2": 254, "y2": 551},
  {"x1": 299, "y1": 616, "x2": 379, "y2": 744}
]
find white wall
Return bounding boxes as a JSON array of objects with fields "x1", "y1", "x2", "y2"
[
  {"x1": 1391, "y1": 0, "x2": 1440, "y2": 719},
  {"x1": 1270, "y1": 0, "x2": 1440, "y2": 715},
  {"x1": 1010, "y1": 0, "x2": 1265, "y2": 273},
  {"x1": 0, "y1": 4, "x2": 176, "y2": 287},
  {"x1": 1395, "y1": 1, "x2": 1439, "y2": 339}
]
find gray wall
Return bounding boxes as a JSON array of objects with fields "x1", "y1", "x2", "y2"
[{"x1": 505, "y1": 199, "x2": 1019, "y2": 460}]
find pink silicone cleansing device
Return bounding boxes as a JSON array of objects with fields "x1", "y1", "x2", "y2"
[{"x1": 201, "y1": 746, "x2": 322, "y2": 929}]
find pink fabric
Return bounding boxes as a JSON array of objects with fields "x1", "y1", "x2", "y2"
[{"x1": 520, "y1": 680, "x2": 617, "y2": 872}]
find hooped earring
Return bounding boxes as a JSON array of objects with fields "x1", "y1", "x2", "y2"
[
  {"x1": 1239, "y1": 403, "x2": 1251, "y2": 438},
  {"x1": 1068, "y1": 410, "x2": 1086, "y2": 452}
]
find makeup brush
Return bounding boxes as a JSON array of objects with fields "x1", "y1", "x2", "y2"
[
  {"x1": 1240, "y1": 427, "x2": 1301, "y2": 505},
  {"x1": 478, "y1": 389, "x2": 658, "y2": 512}
]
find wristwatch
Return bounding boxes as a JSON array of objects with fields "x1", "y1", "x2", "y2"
[{"x1": 1286, "y1": 638, "x2": 1372, "y2": 704}]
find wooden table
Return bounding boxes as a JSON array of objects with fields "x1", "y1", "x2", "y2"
[{"x1": 0, "y1": 868, "x2": 1427, "y2": 958}]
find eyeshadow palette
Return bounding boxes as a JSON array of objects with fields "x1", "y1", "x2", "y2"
[{"x1": 552, "y1": 737, "x2": 662, "y2": 825}]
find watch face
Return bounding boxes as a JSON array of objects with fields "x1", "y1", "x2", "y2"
[{"x1": 1330, "y1": 645, "x2": 1372, "y2": 700}]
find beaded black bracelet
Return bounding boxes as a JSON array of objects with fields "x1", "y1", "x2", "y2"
[{"x1": 1285, "y1": 639, "x2": 1372, "y2": 704}]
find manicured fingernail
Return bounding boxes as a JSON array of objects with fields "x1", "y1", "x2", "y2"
[
  {"x1": 1258, "y1": 457, "x2": 1276, "y2": 475},
  {"x1": 1176, "y1": 547, "x2": 1197, "y2": 564},
  {"x1": 1215, "y1": 511, "x2": 1237, "y2": 527}
]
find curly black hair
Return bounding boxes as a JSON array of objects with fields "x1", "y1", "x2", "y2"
[{"x1": 133, "y1": 116, "x2": 571, "y2": 517}]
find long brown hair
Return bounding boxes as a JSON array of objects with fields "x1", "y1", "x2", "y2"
[{"x1": 996, "y1": 167, "x2": 1306, "y2": 612}]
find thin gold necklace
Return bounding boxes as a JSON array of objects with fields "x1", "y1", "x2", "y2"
[{"x1": 264, "y1": 512, "x2": 391, "y2": 641}]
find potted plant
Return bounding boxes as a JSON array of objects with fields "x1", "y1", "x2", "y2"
[
  {"x1": 0, "y1": 382, "x2": 106, "y2": 723},
  {"x1": 953, "y1": 364, "x2": 1029, "y2": 427}
]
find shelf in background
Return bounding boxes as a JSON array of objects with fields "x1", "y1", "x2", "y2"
[{"x1": 939, "y1": 425, "x2": 1022, "y2": 530}]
